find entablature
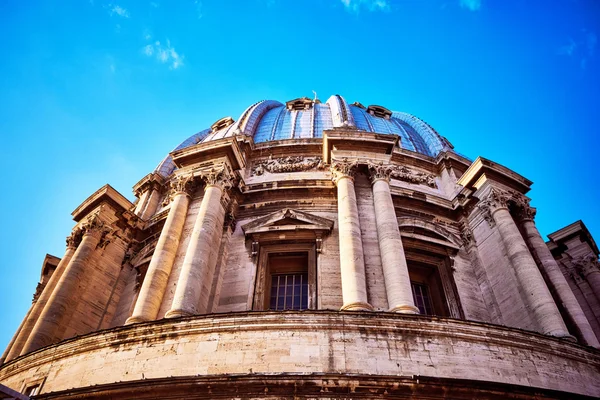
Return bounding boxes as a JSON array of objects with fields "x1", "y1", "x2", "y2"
[
  {"x1": 170, "y1": 136, "x2": 246, "y2": 171},
  {"x1": 457, "y1": 156, "x2": 532, "y2": 194},
  {"x1": 323, "y1": 129, "x2": 398, "y2": 164},
  {"x1": 71, "y1": 184, "x2": 135, "y2": 223}
]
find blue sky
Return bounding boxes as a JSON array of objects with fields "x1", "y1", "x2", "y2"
[{"x1": 0, "y1": 0, "x2": 598, "y2": 351}]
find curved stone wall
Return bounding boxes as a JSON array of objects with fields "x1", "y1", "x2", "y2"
[{"x1": 1, "y1": 312, "x2": 599, "y2": 398}]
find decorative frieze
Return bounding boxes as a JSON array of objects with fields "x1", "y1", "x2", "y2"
[
  {"x1": 252, "y1": 156, "x2": 325, "y2": 176},
  {"x1": 389, "y1": 165, "x2": 436, "y2": 188}
]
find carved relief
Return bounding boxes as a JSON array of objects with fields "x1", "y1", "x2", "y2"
[
  {"x1": 224, "y1": 198, "x2": 239, "y2": 232},
  {"x1": 459, "y1": 222, "x2": 474, "y2": 248},
  {"x1": 252, "y1": 156, "x2": 324, "y2": 176},
  {"x1": 389, "y1": 165, "x2": 436, "y2": 188}
]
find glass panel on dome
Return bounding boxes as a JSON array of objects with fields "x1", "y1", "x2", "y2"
[
  {"x1": 389, "y1": 119, "x2": 417, "y2": 152},
  {"x1": 349, "y1": 106, "x2": 373, "y2": 131},
  {"x1": 273, "y1": 110, "x2": 293, "y2": 141},
  {"x1": 399, "y1": 121, "x2": 431, "y2": 156},
  {"x1": 366, "y1": 113, "x2": 394, "y2": 134},
  {"x1": 254, "y1": 106, "x2": 283, "y2": 143},
  {"x1": 294, "y1": 110, "x2": 313, "y2": 139},
  {"x1": 313, "y1": 103, "x2": 333, "y2": 138}
]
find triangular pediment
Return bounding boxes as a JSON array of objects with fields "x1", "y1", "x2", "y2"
[{"x1": 242, "y1": 208, "x2": 334, "y2": 236}]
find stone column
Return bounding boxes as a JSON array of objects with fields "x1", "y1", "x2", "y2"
[
  {"x1": 141, "y1": 186, "x2": 161, "y2": 220},
  {"x1": 480, "y1": 188, "x2": 571, "y2": 338},
  {"x1": 4, "y1": 233, "x2": 79, "y2": 361},
  {"x1": 574, "y1": 255, "x2": 600, "y2": 304},
  {"x1": 368, "y1": 163, "x2": 419, "y2": 314},
  {"x1": 21, "y1": 217, "x2": 105, "y2": 354},
  {"x1": 166, "y1": 168, "x2": 230, "y2": 318},
  {"x1": 514, "y1": 199, "x2": 600, "y2": 348},
  {"x1": 126, "y1": 175, "x2": 193, "y2": 324},
  {"x1": 134, "y1": 189, "x2": 150, "y2": 216},
  {"x1": 332, "y1": 160, "x2": 373, "y2": 311}
]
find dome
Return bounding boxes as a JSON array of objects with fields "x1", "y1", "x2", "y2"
[{"x1": 156, "y1": 95, "x2": 452, "y2": 177}]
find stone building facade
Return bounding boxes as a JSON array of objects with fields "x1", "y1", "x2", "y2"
[{"x1": 1, "y1": 95, "x2": 599, "y2": 399}]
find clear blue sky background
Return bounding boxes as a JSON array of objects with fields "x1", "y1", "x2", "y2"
[{"x1": 0, "y1": 0, "x2": 598, "y2": 352}]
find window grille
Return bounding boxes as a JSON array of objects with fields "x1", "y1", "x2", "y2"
[
  {"x1": 269, "y1": 273, "x2": 309, "y2": 310},
  {"x1": 411, "y1": 282, "x2": 434, "y2": 315}
]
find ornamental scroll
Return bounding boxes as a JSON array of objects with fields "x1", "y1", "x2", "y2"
[{"x1": 252, "y1": 156, "x2": 325, "y2": 176}]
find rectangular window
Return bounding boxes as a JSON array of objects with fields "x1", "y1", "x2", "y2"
[
  {"x1": 411, "y1": 281, "x2": 434, "y2": 315},
  {"x1": 25, "y1": 384, "x2": 40, "y2": 396},
  {"x1": 252, "y1": 244, "x2": 316, "y2": 311},
  {"x1": 269, "y1": 273, "x2": 309, "y2": 310}
]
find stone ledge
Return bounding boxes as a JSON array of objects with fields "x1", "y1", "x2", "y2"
[
  {"x1": 32, "y1": 373, "x2": 598, "y2": 399},
  {"x1": 1, "y1": 311, "x2": 599, "y2": 397}
]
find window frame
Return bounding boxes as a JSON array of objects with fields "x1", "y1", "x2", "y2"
[{"x1": 252, "y1": 243, "x2": 317, "y2": 311}]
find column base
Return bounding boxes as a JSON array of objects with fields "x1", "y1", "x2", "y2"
[
  {"x1": 389, "y1": 305, "x2": 420, "y2": 314},
  {"x1": 551, "y1": 333, "x2": 577, "y2": 343},
  {"x1": 125, "y1": 316, "x2": 148, "y2": 325},
  {"x1": 164, "y1": 309, "x2": 192, "y2": 319},
  {"x1": 340, "y1": 302, "x2": 374, "y2": 312}
]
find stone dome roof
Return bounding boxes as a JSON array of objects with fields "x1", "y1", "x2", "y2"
[{"x1": 156, "y1": 95, "x2": 452, "y2": 177}]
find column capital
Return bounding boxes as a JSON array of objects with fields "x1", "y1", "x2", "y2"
[
  {"x1": 573, "y1": 255, "x2": 600, "y2": 278},
  {"x1": 510, "y1": 191, "x2": 537, "y2": 221},
  {"x1": 367, "y1": 162, "x2": 392, "y2": 184},
  {"x1": 331, "y1": 158, "x2": 359, "y2": 184},
  {"x1": 201, "y1": 165, "x2": 235, "y2": 190},
  {"x1": 79, "y1": 214, "x2": 110, "y2": 239},
  {"x1": 66, "y1": 231, "x2": 82, "y2": 249},
  {"x1": 167, "y1": 174, "x2": 195, "y2": 202},
  {"x1": 479, "y1": 187, "x2": 511, "y2": 213}
]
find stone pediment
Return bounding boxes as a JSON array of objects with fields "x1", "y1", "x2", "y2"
[{"x1": 241, "y1": 208, "x2": 334, "y2": 237}]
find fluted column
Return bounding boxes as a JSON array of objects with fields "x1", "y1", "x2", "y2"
[
  {"x1": 480, "y1": 188, "x2": 571, "y2": 338},
  {"x1": 368, "y1": 163, "x2": 419, "y2": 314},
  {"x1": 21, "y1": 217, "x2": 105, "y2": 354},
  {"x1": 332, "y1": 160, "x2": 373, "y2": 311},
  {"x1": 513, "y1": 199, "x2": 600, "y2": 348},
  {"x1": 4, "y1": 233, "x2": 79, "y2": 361},
  {"x1": 166, "y1": 168, "x2": 230, "y2": 318},
  {"x1": 126, "y1": 175, "x2": 193, "y2": 324},
  {"x1": 574, "y1": 255, "x2": 600, "y2": 304}
]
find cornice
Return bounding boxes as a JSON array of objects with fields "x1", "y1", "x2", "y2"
[{"x1": 71, "y1": 184, "x2": 134, "y2": 223}]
